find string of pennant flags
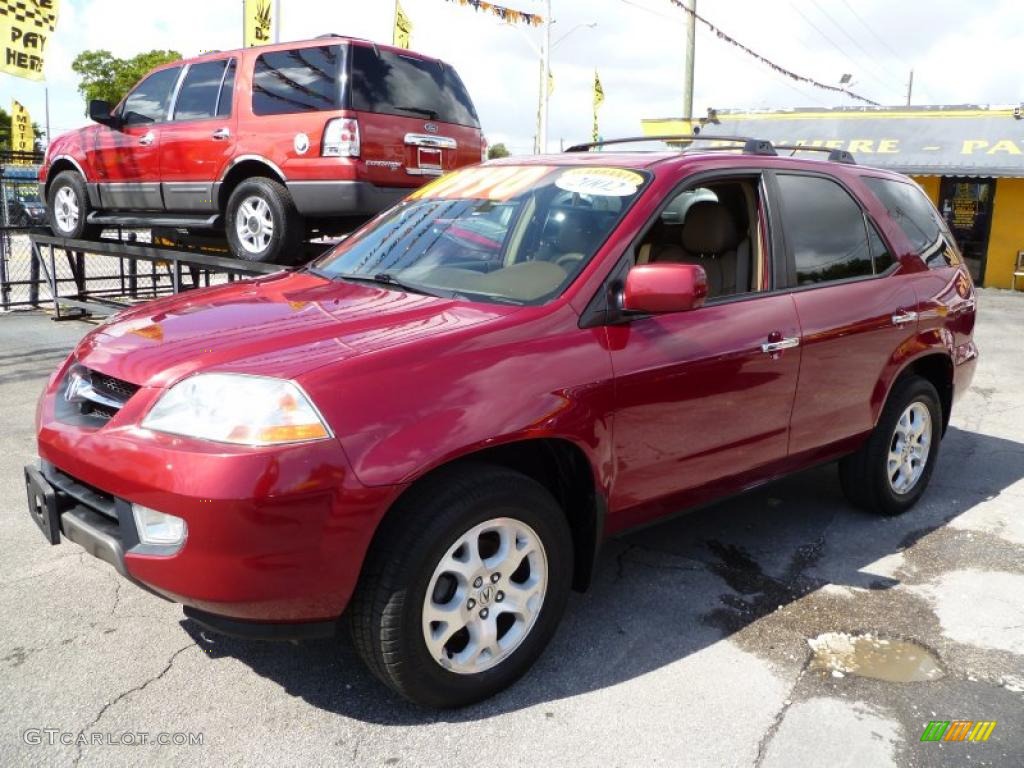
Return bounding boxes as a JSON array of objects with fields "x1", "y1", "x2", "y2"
[
  {"x1": 442, "y1": 0, "x2": 543, "y2": 27},
  {"x1": 664, "y1": 0, "x2": 880, "y2": 106}
]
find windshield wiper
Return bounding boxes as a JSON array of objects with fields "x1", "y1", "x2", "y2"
[
  {"x1": 394, "y1": 105, "x2": 439, "y2": 119},
  {"x1": 334, "y1": 272, "x2": 443, "y2": 298}
]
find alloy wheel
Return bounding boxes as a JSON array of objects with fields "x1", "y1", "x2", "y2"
[
  {"x1": 887, "y1": 401, "x2": 932, "y2": 494},
  {"x1": 235, "y1": 196, "x2": 275, "y2": 254},
  {"x1": 54, "y1": 186, "x2": 79, "y2": 233}
]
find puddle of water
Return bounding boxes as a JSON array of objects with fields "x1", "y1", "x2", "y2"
[{"x1": 807, "y1": 632, "x2": 945, "y2": 682}]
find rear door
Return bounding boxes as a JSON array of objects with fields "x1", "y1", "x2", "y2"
[
  {"x1": 347, "y1": 44, "x2": 482, "y2": 190},
  {"x1": 773, "y1": 172, "x2": 919, "y2": 456},
  {"x1": 85, "y1": 66, "x2": 183, "y2": 210},
  {"x1": 160, "y1": 58, "x2": 237, "y2": 212}
]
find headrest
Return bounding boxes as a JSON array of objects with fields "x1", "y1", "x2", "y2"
[{"x1": 680, "y1": 201, "x2": 741, "y2": 255}]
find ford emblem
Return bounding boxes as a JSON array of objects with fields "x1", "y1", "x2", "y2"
[{"x1": 424, "y1": 122, "x2": 439, "y2": 134}]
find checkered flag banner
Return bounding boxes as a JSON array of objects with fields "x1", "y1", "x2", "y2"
[{"x1": 0, "y1": 0, "x2": 60, "y2": 81}]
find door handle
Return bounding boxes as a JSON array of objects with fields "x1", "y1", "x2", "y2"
[
  {"x1": 138, "y1": 131, "x2": 155, "y2": 146},
  {"x1": 212, "y1": 127, "x2": 230, "y2": 140},
  {"x1": 891, "y1": 310, "x2": 918, "y2": 326},
  {"x1": 761, "y1": 337, "x2": 800, "y2": 354}
]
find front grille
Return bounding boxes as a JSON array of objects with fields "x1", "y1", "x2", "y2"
[{"x1": 56, "y1": 366, "x2": 140, "y2": 427}]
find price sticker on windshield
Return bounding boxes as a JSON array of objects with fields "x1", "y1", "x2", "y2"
[{"x1": 555, "y1": 167, "x2": 645, "y2": 197}]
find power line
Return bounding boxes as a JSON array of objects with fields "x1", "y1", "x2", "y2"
[
  {"x1": 838, "y1": 0, "x2": 910, "y2": 66},
  {"x1": 787, "y1": 2, "x2": 898, "y2": 102},
  {"x1": 662, "y1": 0, "x2": 880, "y2": 105},
  {"x1": 806, "y1": 0, "x2": 906, "y2": 96}
]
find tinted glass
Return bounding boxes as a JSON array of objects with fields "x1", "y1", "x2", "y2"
[
  {"x1": 868, "y1": 222, "x2": 895, "y2": 273},
  {"x1": 252, "y1": 46, "x2": 341, "y2": 116},
  {"x1": 121, "y1": 67, "x2": 182, "y2": 124},
  {"x1": 777, "y1": 175, "x2": 873, "y2": 284},
  {"x1": 173, "y1": 60, "x2": 227, "y2": 121},
  {"x1": 350, "y1": 46, "x2": 480, "y2": 127},
  {"x1": 313, "y1": 165, "x2": 649, "y2": 305},
  {"x1": 863, "y1": 176, "x2": 958, "y2": 268},
  {"x1": 216, "y1": 60, "x2": 235, "y2": 117}
]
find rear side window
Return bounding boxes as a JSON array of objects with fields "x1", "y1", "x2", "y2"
[
  {"x1": 252, "y1": 46, "x2": 342, "y2": 116},
  {"x1": 349, "y1": 46, "x2": 480, "y2": 128},
  {"x1": 121, "y1": 67, "x2": 182, "y2": 124},
  {"x1": 777, "y1": 174, "x2": 876, "y2": 285},
  {"x1": 174, "y1": 60, "x2": 228, "y2": 121},
  {"x1": 863, "y1": 177, "x2": 959, "y2": 268}
]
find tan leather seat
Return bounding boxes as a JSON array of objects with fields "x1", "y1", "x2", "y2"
[{"x1": 649, "y1": 201, "x2": 745, "y2": 297}]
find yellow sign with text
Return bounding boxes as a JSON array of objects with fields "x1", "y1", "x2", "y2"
[
  {"x1": 0, "y1": 0, "x2": 59, "y2": 81},
  {"x1": 10, "y1": 99, "x2": 32, "y2": 161},
  {"x1": 243, "y1": 0, "x2": 272, "y2": 47}
]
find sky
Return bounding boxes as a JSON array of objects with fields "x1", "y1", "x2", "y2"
[{"x1": 4, "y1": 0, "x2": 1023, "y2": 154}]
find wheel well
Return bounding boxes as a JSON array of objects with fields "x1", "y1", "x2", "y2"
[
  {"x1": 44, "y1": 159, "x2": 79, "y2": 198},
  {"x1": 217, "y1": 161, "x2": 285, "y2": 212},
  {"x1": 900, "y1": 354, "x2": 954, "y2": 433},
  {"x1": 391, "y1": 440, "x2": 603, "y2": 593}
]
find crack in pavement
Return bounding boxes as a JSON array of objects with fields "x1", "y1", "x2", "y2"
[
  {"x1": 753, "y1": 668, "x2": 806, "y2": 767},
  {"x1": 71, "y1": 643, "x2": 196, "y2": 767}
]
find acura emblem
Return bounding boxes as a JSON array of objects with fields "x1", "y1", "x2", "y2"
[{"x1": 424, "y1": 122, "x2": 439, "y2": 134}]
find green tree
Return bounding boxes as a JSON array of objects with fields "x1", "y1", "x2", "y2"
[
  {"x1": 71, "y1": 49, "x2": 182, "y2": 108},
  {"x1": 487, "y1": 142, "x2": 511, "y2": 160}
]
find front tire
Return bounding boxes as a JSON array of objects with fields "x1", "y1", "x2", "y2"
[
  {"x1": 46, "y1": 171, "x2": 101, "y2": 240},
  {"x1": 839, "y1": 376, "x2": 942, "y2": 516},
  {"x1": 348, "y1": 465, "x2": 573, "y2": 708},
  {"x1": 225, "y1": 177, "x2": 303, "y2": 264}
]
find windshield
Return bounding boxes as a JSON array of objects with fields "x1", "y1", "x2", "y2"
[{"x1": 312, "y1": 164, "x2": 650, "y2": 305}]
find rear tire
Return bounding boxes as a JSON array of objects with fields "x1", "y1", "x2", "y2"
[
  {"x1": 46, "y1": 171, "x2": 101, "y2": 240},
  {"x1": 225, "y1": 177, "x2": 303, "y2": 265},
  {"x1": 839, "y1": 376, "x2": 942, "y2": 516},
  {"x1": 348, "y1": 464, "x2": 573, "y2": 708}
]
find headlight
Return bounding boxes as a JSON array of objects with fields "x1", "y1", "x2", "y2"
[{"x1": 142, "y1": 373, "x2": 331, "y2": 446}]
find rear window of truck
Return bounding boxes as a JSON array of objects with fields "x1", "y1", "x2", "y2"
[
  {"x1": 349, "y1": 45, "x2": 480, "y2": 128},
  {"x1": 252, "y1": 45, "x2": 343, "y2": 116}
]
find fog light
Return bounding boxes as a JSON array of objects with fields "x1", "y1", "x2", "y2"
[{"x1": 131, "y1": 504, "x2": 187, "y2": 548}]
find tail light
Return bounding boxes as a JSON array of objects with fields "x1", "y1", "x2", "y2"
[
  {"x1": 481, "y1": 136, "x2": 488, "y2": 163},
  {"x1": 323, "y1": 118, "x2": 360, "y2": 158}
]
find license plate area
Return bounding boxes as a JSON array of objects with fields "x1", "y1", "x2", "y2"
[
  {"x1": 25, "y1": 466, "x2": 61, "y2": 545},
  {"x1": 417, "y1": 147, "x2": 443, "y2": 173}
]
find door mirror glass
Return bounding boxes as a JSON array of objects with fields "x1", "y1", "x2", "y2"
[
  {"x1": 88, "y1": 99, "x2": 117, "y2": 127},
  {"x1": 622, "y1": 263, "x2": 708, "y2": 314}
]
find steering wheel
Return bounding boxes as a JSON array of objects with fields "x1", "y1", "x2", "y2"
[{"x1": 555, "y1": 253, "x2": 585, "y2": 270}]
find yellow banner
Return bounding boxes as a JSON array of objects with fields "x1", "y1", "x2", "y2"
[
  {"x1": 243, "y1": 0, "x2": 272, "y2": 47},
  {"x1": 394, "y1": 1, "x2": 412, "y2": 49},
  {"x1": 10, "y1": 99, "x2": 32, "y2": 161},
  {"x1": 0, "y1": 0, "x2": 59, "y2": 81}
]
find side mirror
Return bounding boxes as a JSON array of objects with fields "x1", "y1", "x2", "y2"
[
  {"x1": 88, "y1": 99, "x2": 117, "y2": 127},
  {"x1": 621, "y1": 263, "x2": 708, "y2": 314}
]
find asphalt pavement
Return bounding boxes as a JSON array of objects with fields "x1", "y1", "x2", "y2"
[{"x1": 1, "y1": 289, "x2": 1022, "y2": 767}]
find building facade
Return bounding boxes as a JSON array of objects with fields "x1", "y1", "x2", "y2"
[{"x1": 641, "y1": 106, "x2": 1024, "y2": 289}]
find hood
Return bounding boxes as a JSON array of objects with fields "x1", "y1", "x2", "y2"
[{"x1": 73, "y1": 271, "x2": 519, "y2": 387}]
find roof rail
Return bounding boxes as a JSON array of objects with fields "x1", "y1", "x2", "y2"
[
  {"x1": 565, "y1": 134, "x2": 778, "y2": 156},
  {"x1": 775, "y1": 144, "x2": 857, "y2": 165}
]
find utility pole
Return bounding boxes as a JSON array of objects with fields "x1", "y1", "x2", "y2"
[
  {"x1": 274, "y1": 0, "x2": 281, "y2": 42},
  {"x1": 538, "y1": 0, "x2": 552, "y2": 153},
  {"x1": 682, "y1": 0, "x2": 696, "y2": 123},
  {"x1": 906, "y1": 69, "x2": 914, "y2": 106}
]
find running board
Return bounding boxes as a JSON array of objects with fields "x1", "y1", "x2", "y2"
[{"x1": 87, "y1": 212, "x2": 222, "y2": 229}]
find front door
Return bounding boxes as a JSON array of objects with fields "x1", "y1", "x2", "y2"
[
  {"x1": 160, "y1": 59, "x2": 237, "y2": 213},
  {"x1": 938, "y1": 177, "x2": 994, "y2": 283},
  {"x1": 84, "y1": 66, "x2": 183, "y2": 211}
]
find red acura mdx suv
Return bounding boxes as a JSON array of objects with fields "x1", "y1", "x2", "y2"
[
  {"x1": 40, "y1": 36, "x2": 484, "y2": 264},
  {"x1": 26, "y1": 138, "x2": 977, "y2": 707}
]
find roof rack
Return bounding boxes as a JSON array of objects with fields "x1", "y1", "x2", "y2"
[
  {"x1": 565, "y1": 134, "x2": 778, "y2": 156},
  {"x1": 774, "y1": 144, "x2": 857, "y2": 164}
]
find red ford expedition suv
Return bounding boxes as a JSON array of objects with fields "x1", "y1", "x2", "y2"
[
  {"x1": 26, "y1": 138, "x2": 978, "y2": 708},
  {"x1": 40, "y1": 36, "x2": 484, "y2": 264}
]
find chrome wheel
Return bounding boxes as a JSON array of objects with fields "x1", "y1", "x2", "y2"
[
  {"x1": 887, "y1": 401, "x2": 932, "y2": 494},
  {"x1": 54, "y1": 186, "x2": 79, "y2": 233},
  {"x1": 422, "y1": 517, "x2": 548, "y2": 675},
  {"x1": 235, "y1": 195, "x2": 274, "y2": 254}
]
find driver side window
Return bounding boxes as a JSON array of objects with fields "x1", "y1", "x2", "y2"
[
  {"x1": 634, "y1": 177, "x2": 767, "y2": 301},
  {"x1": 120, "y1": 67, "x2": 182, "y2": 125}
]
